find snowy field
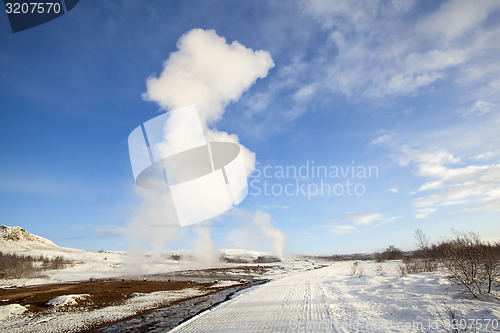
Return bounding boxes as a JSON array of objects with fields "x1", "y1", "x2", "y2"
[
  {"x1": 173, "y1": 261, "x2": 500, "y2": 333},
  {"x1": 2, "y1": 227, "x2": 500, "y2": 332}
]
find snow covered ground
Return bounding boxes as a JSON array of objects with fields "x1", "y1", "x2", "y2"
[
  {"x1": 0, "y1": 288, "x2": 203, "y2": 332},
  {"x1": 172, "y1": 261, "x2": 500, "y2": 333},
  {"x1": 2, "y1": 227, "x2": 499, "y2": 332}
]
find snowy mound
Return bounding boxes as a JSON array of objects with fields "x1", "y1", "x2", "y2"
[
  {"x1": 0, "y1": 225, "x2": 58, "y2": 248},
  {"x1": 47, "y1": 294, "x2": 89, "y2": 307},
  {"x1": 0, "y1": 304, "x2": 27, "y2": 321}
]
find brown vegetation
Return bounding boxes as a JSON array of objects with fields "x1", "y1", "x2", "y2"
[
  {"x1": 392, "y1": 230, "x2": 499, "y2": 297},
  {"x1": 0, "y1": 252, "x2": 70, "y2": 279}
]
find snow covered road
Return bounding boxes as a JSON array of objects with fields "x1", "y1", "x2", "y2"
[
  {"x1": 171, "y1": 262, "x2": 500, "y2": 333},
  {"x1": 171, "y1": 265, "x2": 334, "y2": 332}
]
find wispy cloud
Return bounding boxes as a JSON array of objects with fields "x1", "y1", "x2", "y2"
[
  {"x1": 373, "y1": 132, "x2": 500, "y2": 218},
  {"x1": 330, "y1": 212, "x2": 401, "y2": 233},
  {"x1": 416, "y1": 0, "x2": 499, "y2": 41},
  {"x1": 330, "y1": 224, "x2": 356, "y2": 235},
  {"x1": 297, "y1": 0, "x2": 500, "y2": 105}
]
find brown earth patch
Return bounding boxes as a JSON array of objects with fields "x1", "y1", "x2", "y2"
[{"x1": 0, "y1": 279, "x2": 212, "y2": 312}]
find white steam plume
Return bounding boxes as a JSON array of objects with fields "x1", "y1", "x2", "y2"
[
  {"x1": 124, "y1": 188, "x2": 182, "y2": 274},
  {"x1": 143, "y1": 28, "x2": 273, "y2": 176},
  {"x1": 143, "y1": 28, "x2": 274, "y2": 124},
  {"x1": 129, "y1": 29, "x2": 274, "y2": 259},
  {"x1": 189, "y1": 226, "x2": 221, "y2": 269},
  {"x1": 252, "y1": 210, "x2": 287, "y2": 260}
]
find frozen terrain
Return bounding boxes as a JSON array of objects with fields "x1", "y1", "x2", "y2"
[
  {"x1": 2, "y1": 226, "x2": 499, "y2": 332},
  {"x1": 173, "y1": 261, "x2": 500, "y2": 333},
  {"x1": 0, "y1": 226, "x2": 279, "y2": 287}
]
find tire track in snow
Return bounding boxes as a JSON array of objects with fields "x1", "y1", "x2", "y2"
[{"x1": 169, "y1": 266, "x2": 339, "y2": 332}]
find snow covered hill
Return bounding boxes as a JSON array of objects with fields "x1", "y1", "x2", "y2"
[
  {"x1": 0, "y1": 225, "x2": 126, "y2": 286},
  {"x1": 0, "y1": 226, "x2": 57, "y2": 249}
]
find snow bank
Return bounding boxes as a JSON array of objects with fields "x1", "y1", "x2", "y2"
[
  {"x1": 46, "y1": 294, "x2": 90, "y2": 307},
  {"x1": 0, "y1": 304, "x2": 27, "y2": 321}
]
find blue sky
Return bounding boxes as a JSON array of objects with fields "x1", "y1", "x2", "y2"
[{"x1": 1, "y1": 0, "x2": 499, "y2": 254}]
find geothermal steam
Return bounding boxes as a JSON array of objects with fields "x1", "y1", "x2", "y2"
[
  {"x1": 252, "y1": 210, "x2": 287, "y2": 260},
  {"x1": 126, "y1": 29, "x2": 276, "y2": 269}
]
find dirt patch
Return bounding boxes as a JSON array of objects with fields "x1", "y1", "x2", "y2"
[
  {"x1": 0, "y1": 279, "x2": 211, "y2": 312},
  {"x1": 90, "y1": 280, "x2": 268, "y2": 332}
]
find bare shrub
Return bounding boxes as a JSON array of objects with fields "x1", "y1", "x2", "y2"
[
  {"x1": 381, "y1": 246, "x2": 404, "y2": 261},
  {"x1": 357, "y1": 264, "x2": 364, "y2": 277},
  {"x1": 439, "y1": 231, "x2": 499, "y2": 298},
  {"x1": 50, "y1": 256, "x2": 69, "y2": 269},
  {"x1": 479, "y1": 241, "x2": 500, "y2": 293},
  {"x1": 399, "y1": 264, "x2": 406, "y2": 277},
  {"x1": 0, "y1": 252, "x2": 37, "y2": 279},
  {"x1": 409, "y1": 229, "x2": 438, "y2": 273},
  {"x1": 0, "y1": 252, "x2": 70, "y2": 279},
  {"x1": 375, "y1": 263, "x2": 386, "y2": 276},
  {"x1": 435, "y1": 303, "x2": 469, "y2": 333}
]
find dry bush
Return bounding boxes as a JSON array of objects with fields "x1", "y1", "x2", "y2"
[
  {"x1": 0, "y1": 252, "x2": 70, "y2": 279},
  {"x1": 375, "y1": 263, "x2": 386, "y2": 276},
  {"x1": 381, "y1": 246, "x2": 404, "y2": 261},
  {"x1": 350, "y1": 261, "x2": 364, "y2": 276},
  {"x1": 410, "y1": 229, "x2": 438, "y2": 272},
  {"x1": 439, "y1": 231, "x2": 499, "y2": 298},
  {"x1": 0, "y1": 252, "x2": 37, "y2": 279},
  {"x1": 435, "y1": 303, "x2": 469, "y2": 333},
  {"x1": 399, "y1": 264, "x2": 406, "y2": 277},
  {"x1": 350, "y1": 261, "x2": 359, "y2": 276}
]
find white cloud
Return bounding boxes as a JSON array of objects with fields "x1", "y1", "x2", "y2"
[
  {"x1": 414, "y1": 207, "x2": 437, "y2": 219},
  {"x1": 332, "y1": 212, "x2": 401, "y2": 228},
  {"x1": 475, "y1": 151, "x2": 495, "y2": 161},
  {"x1": 293, "y1": 84, "x2": 316, "y2": 103},
  {"x1": 461, "y1": 100, "x2": 495, "y2": 117},
  {"x1": 336, "y1": 212, "x2": 384, "y2": 226},
  {"x1": 389, "y1": 187, "x2": 399, "y2": 194},
  {"x1": 298, "y1": 0, "x2": 500, "y2": 104},
  {"x1": 330, "y1": 224, "x2": 357, "y2": 235},
  {"x1": 237, "y1": 57, "x2": 319, "y2": 137},
  {"x1": 417, "y1": 0, "x2": 499, "y2": 41},
  {"x1": 376, "y1": 134, "x2": 500, "y2": 218},
  {"x1": 371, "y1": 133, "x2": 395, "y2": 146}
]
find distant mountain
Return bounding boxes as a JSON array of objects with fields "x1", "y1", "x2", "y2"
[{"x1": 0, "y1": 226, "x2": 58, "y2": 249}]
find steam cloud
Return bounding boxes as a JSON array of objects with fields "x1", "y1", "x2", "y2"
[
  {"x1": 252, "y1": 210, "x2": 287, "y2": 260},
  {"x1": 143, "y1": 28, "x2": 274, "y2": 176},
  {"x1": 124, "y1": 188, "x2": 182, "y2": 274},
  {"x1": 125, "y1": 29, "x2": 276, "y2": 269},
  {"x1": 143, "y1": 28, "x2": 274, "y2": 124}
]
